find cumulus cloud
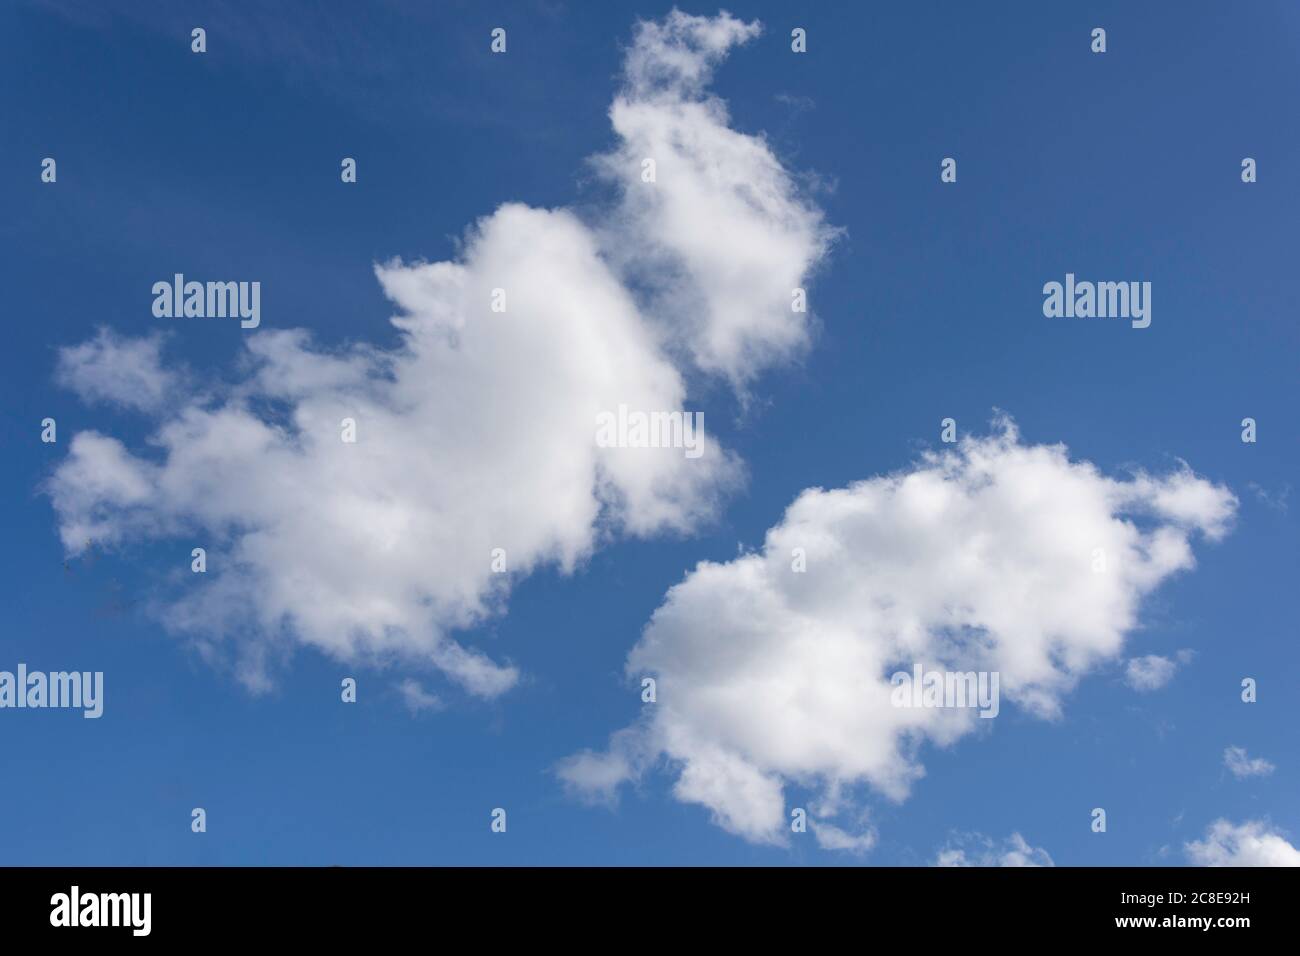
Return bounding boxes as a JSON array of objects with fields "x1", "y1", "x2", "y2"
[
  {"x1": 558, "y1": 418, "x2": 1236, "y2": 846},
  {"x1": 1223, "y1": 746, "x2": 1275, "y2": 779},
  {"x1": 598, "y1": 10, "x2": 836, "y2": 389},
  {"x1": 1124, "y1": 653, "x2": 1186, "y2": 691},
  {"x1": 55, "y1": 328, "x2": 179, "y2": 412},
  {"x1": 1185, "y1": 820, "x2": 1300, "y2": 866},
  {"x1": 935, "y1": 832, "x2": 1054, "y2": 867},
  {"x1": 46, "y1": 11, "x2": 831, "y2": 696}
]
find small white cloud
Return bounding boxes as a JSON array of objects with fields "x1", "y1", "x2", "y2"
[
  {"x1": 55, "y1": 328, "x2": 179, "y2": 412},
  {"x1": 1186, "y1": 820, "x2": 1300, "y2": 866},
  {"x1": 554, "y1": 726, "x2": 645, "y2": 807},
  {"x1": 396, "y1": 679, "x2": 443, "y2": 716},
  {"x1": 810, "y1": 819, "x2": 877, "y2": 855},
  {"x1": 1223, "y1": 746, "x2": 1275, "y2": 779},
  {"x1": 935, "y1": 832, "x2": 1053, "y2": 867},
  {"x1": 555, "y1": 750, "x2": 635, "y2": 806},
  {"x1": 1125, "y1": 654, "x2": 1179, "y2": 691}
]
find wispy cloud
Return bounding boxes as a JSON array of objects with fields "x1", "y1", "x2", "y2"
[
  {"x1": 935, "y1": 832, "x2": 1054, "y2": 868},
  {"x1": 1223, "y1": 746, "x2": 1275, "y2": 779},
  {"x1": 396, "y1": 679, "x2": 444, "y2": 716}
]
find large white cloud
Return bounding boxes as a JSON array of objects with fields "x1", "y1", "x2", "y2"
[
  {"x1": 1185, "y1": 820, "x2": 1300, "y2": 866},
  {"x1": 558, "y1": 418, "x2": 1236, "y2": 846},
  {"x1": 46, "y1": 12, "x2": 832, "y2": 695}
]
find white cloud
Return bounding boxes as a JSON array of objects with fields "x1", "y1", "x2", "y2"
[
  {"x1": 621, "y1": 10, "x2": 761, "y2": 97},
  {"x1": 1185, "y1": 820, "x2": 1300, "y2": 866},
  {"x1": 598, "y1": 10, "x2": 837, "y2": 390},
  {"x1": 55, "y1": 328, "x2": 179, "y2": 412},
  {"x1": 559, "y1": 418, "x2": 1236, "y2": 846},
  {"x1": 811, "y1": 819, "x2": 878, "y2": 855},
  {"x1": 1223, "y1": 746, "x2": 1275, "y2": 779},
  {"x1": 45, "y1": 433, "x2": 163, "y2": 551},
  {"x1": 1247, "y1": 481, "x2": 1289, "y2": 513},
  {"x1": 46, "y1": 12, "x2": 830, "y2": 696},
  {"x1": 397, "y1": 679, "x2": 443, "y2": 716},
  {"x1": 1125, "y1": 654, "x2": 1178, "y2": 691},
  {"x1": 935, "y1": 832, "x2": 1053, "y2": 867}
]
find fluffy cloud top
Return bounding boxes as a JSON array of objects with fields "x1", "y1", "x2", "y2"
[
  {"x1": 1185, "y1": 820, "x2": 1300, "y2": 866},
  {"x1": 935, "y1": 832, "x2": 1054, "y2": 868},
  {"x1": 559, "y1": 419, "x2": 1236, "y2": 846},
  {"x1": 46, "y1": 12, "x2": 831, "y2": 695},
  {"x1": 599, "y1": 11, "x2": 835, "y2": 388}
]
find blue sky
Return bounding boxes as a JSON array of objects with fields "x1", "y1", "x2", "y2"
[{"x1": 1, "y1": 0, "x2": 1296, "y2": 865}]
